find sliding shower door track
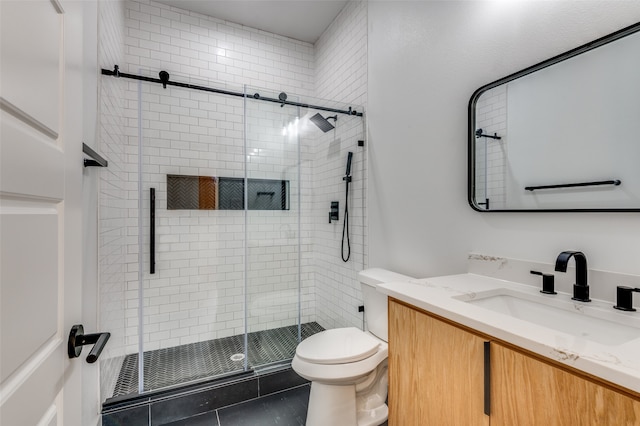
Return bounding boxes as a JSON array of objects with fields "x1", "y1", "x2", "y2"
[{"x1": 102, "y1": 369, "x2": 255, "y2": 411}]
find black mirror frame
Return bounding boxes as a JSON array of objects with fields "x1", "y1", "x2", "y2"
[{"x1": 468, "y1": 21, "x2": 640, "y2": 213}]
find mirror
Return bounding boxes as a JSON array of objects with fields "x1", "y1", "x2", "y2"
[{"x1": 469, "y1": 22, "x2": 640, "y2": 212}]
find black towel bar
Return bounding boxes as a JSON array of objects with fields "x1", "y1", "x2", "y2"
[
  {"x1": 83, "y1": 143, "x2": 108, "y2": 167},
  {"x1": 525, "y1": 179, "x2": 621, "y2": 191}
]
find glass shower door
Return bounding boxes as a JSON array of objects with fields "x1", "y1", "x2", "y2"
[
  {"x1": 135, "y1": 74, "x2": 248, "y2": 393},
  {"x1": 98, "y1": 71, "x2": 365, "y2": 402},
  {"x1": 244, "y1": 88, "x2": 303, "y2": 371},
  {"x1": 243, "y1": 88, "x2": 366, "y2": 369}
]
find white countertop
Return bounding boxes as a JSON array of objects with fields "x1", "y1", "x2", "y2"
[{"x1": 378, "y1": 273, "x2": 640, "y2": 394}]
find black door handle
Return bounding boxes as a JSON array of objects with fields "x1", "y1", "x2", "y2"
[
  {"x1": 484, "y1": 341, "x2": 491, "y2": 416},
  {"x1": 67, "y1": 324, "x2": 110, "y2": 363}
]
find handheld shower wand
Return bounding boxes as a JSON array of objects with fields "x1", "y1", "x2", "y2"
[{"x1": 342, "y1": 152, "x2": 353, "y2": 262}]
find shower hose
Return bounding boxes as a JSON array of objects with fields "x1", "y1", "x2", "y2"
[{"x1": 342, "y1": 176, "x2": 351, "y2": 262}]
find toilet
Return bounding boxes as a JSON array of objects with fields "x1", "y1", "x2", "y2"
[{"x1": 292, "y1": 268, "x2": 414, "y2": 426}]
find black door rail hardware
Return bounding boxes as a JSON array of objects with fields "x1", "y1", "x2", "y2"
[
  {"x1": 83, "y1": 143, "x2": 108, "y2": 167},
  {"x1": 68, "y1": 324, "x2": 110, "y2": 363},
  {"x1": 102, "y1": 65, "x2": 363, "y2": 117},
  {"x1": 525, "y1": 179, "x2": 621, "y2": 192}
]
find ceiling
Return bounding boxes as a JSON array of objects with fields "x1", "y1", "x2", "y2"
[{"x1": 155, "y1": 0, "x2": 349, "y2": 44}]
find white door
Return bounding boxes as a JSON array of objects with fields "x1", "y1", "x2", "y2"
[{"x1": 1, "y1": 1, "x2": 94, "y2": 425}]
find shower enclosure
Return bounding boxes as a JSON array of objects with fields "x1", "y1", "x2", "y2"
[{"x1": 98, "y1": 69, "x2": 365, "y2": 404}]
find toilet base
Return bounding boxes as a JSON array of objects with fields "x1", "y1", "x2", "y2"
[
  {"x1": 306, "y1": 382, "x2": 357, "y2": 426},
  {"x1": 304, "y1": 362, "x2": 388, "y2": 426}
]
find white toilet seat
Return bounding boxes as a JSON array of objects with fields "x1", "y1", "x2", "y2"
[
  {"x1": 292, "y1": 328, "x2": 388, "y2": 384},
  {"x1": 296, "y1": 327, "x2": 381, "y2": 365}
]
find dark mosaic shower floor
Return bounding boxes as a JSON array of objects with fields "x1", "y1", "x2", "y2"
[{"x1": 112, "y1": 322, "x2": 324, "y2": 398}]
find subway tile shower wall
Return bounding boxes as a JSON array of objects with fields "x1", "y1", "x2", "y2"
[
  {"x1": 123, "y1": 0, "x2": 315, "y2": 94},
  {"x1": 313, "y1": 0, "x2": 368, "y2": 331},
  {"x1": 98, "y1": 0, "x2": 369, "y2": 370}
]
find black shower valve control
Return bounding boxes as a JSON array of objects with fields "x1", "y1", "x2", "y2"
[
  {"x1": 358, "y1": 305, "x2": 365, "y2": 313},
  {"x1": 613, "y1": 286, "x2": 640, "y2": 312},
  {"x1": 530, "y1": 270, "x2": 557, "y2": 295},
  {"x1": 329, "y1": 201, "x2": 339, "y2": 223}
]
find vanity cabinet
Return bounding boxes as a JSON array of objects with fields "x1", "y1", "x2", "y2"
[
  {"x1": 388, "y1": 299, "x2": 489, "y2": 425},
  {"x1": 388, "y1": 298, "x2": 640, "y2": 425},
  {"x1": 491, "y1": 342, "x2": 640, "y2": 425}
]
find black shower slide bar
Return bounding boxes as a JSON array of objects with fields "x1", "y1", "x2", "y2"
[
  {"x1": 102, "y1": 65, "x2": 363, "y2": 117},
  {"x1": 525, "y1": 179, "x2": 621, "y2": 192},
  {"x1": 83, "y1": 142, "x2": 108, "y2": 167}
]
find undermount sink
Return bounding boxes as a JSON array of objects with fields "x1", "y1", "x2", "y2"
[{"x1": 454, "y1": 288, "x2": 640, "y2": 346}]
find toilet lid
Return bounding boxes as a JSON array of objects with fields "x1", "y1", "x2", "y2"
[{"x1": 296, "y1": 327, "x2": 381, "y2": 365}]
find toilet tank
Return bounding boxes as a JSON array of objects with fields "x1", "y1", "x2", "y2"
[{"x1": 358, "y1": 268, "x2": 414, "y2": 342}]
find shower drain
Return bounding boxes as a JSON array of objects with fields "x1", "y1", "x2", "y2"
[{"x1": 230, "y1": 353, "x2": 245, "y2": 362}]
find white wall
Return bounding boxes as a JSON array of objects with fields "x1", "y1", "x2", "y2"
[
  {"x1": 81, "y1": 1, "x2": 101, "y2": 423},
  {"x1": 368, "y1": 2, "x2": 640, "y2": 284}
]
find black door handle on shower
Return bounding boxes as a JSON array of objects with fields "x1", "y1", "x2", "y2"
[
  {"x1": 150, "y1": 187, "x2": 155, "y2": 274},
  {"x1": 68, "y1": 324, "x2": 111, "y2": 363}
]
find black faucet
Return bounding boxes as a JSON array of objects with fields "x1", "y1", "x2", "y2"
[{"x1": 554, "y1": 251, "x2": 591, "y2": 302}]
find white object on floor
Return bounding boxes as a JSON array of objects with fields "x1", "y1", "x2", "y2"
[{"x1": 293, "y1": 268, "x2": 414, "y2": 426}]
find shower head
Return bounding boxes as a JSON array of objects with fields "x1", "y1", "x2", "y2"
[{"x1": 310, "y1": 113, "x2": 337, "y2": 133}]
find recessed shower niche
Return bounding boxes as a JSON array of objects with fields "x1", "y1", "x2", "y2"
[{"x1": 167, "y1": 174, "x2": 290, "y2": 210}]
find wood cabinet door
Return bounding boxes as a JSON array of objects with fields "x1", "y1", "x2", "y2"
[
  {"x1": 491, "y1": 342, "x2": 640, "y2": 426},
  {"x1": 388, "y1": 300, "x2": 490, "y2": 426}
]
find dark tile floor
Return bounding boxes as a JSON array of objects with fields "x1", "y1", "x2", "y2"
[
  {"x1": 103, "y1": 368, "x2": 311, "y2": 426},
  {"x1": 104, "y1": 383, "x2": 390, "y2": 426},
  {"x1": 162, "y1": 384, "x2": 310, "y2": 426}
]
